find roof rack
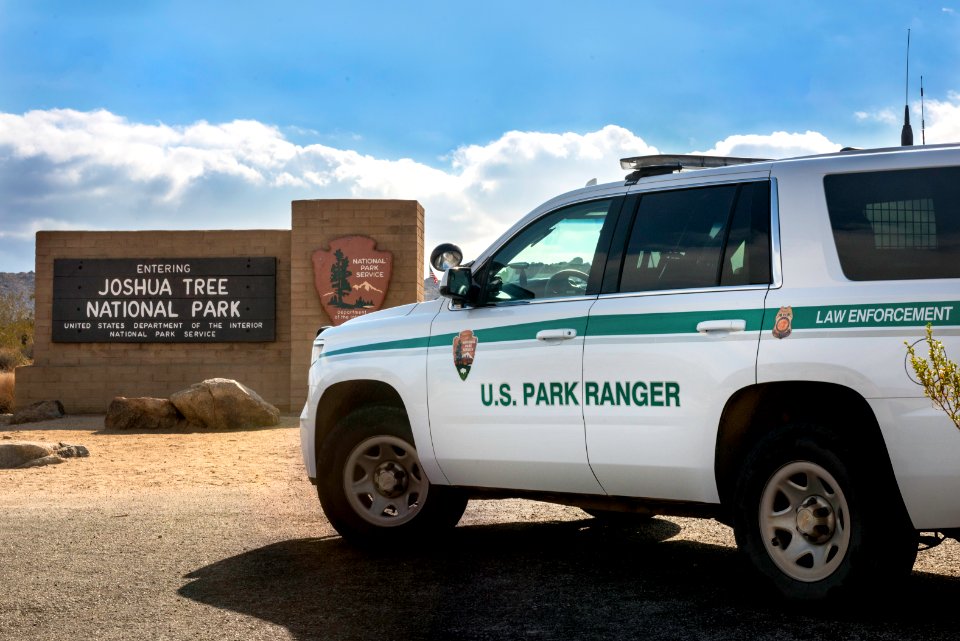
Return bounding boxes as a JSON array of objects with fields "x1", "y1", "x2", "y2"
[{"x1": 620, "y1": 154, "x2": 771, "y2": 184}]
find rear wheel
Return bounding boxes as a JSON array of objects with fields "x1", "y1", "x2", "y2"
[
  {"x1": 733, "y1": 425, "x2": 917, "y2": 600},
  {"x1": 317, "y1": 406, "x2": 467, "y2": 543}
]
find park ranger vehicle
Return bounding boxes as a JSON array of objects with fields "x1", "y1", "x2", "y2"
[{"x1": 300, "y1": 143, "x2": 960, "y2": 600}]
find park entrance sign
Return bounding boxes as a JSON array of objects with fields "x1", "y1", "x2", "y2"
[
  {"x1": 52, "y1": 257, "x2": 277, "y2": 342},
  {"x1": 18, "y1": 198, "x2": 423, "y2": 413}
]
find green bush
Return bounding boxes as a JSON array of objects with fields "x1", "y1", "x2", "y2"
[
  {"x1": 0, "y1": 347, "x2": 24, "y2": 372},
  {"x1": 905, "y1": 324, "x2": 960, "y2": 430},
  {"x1": 0, "y1": 290, "x2": 33, "y2": 370}
]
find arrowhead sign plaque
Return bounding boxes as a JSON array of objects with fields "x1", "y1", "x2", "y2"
[{"x1": 312, "y1": 236, "x2": 393, "y2": 326}]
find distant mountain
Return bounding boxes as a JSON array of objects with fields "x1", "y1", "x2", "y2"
[
  {"x1": 353, "y1": 281, "x2": 383, "y2": 294},
  {"x1": 423, "y1": 276, "x2": 439, "y2": 301},
  {"x1": 319, "y1": 280, "x2": 384, "y2": 298},
  {"x1": 0, "y1": 272, "x2": 34, "y2": 312}
]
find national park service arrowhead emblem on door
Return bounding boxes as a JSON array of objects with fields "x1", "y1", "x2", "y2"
[{"x1": 453, "y1": 329, "x2": 478, "y2": 381}]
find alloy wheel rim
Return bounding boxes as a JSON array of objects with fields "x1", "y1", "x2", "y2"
[
  {"x1": 343, "y1": 435, "x2": 428, "y2": 527},
  {"x1": 759, "y1": 460, "x2": 851, "y2": 582}
]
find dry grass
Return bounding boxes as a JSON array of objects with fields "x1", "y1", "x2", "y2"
[
  {"x1": 0, "y1": 371, "x2": 13, "y2": 414},
  {"x1": 0, "y1": 347, "x2": 24, "y2": 372}
]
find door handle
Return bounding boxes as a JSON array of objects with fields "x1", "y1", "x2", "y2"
[
  {"x1": 536, "y1": 328, "x2": 577, "y2": 342},
  {"x1": 696, "y1": 319, "x2": 747, "y2": 334}
]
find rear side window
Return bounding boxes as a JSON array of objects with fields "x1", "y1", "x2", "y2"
[
  {"x1": 825, "y1": 167, "x2": 960, "y2": 280},
  {"x1": 618, "y1": 181, "x2": 771, "y2": 293}
]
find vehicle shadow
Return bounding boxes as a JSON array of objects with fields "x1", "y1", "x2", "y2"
[{"x1": 179, "y1": 518, "x2": 960, "y2": 641}]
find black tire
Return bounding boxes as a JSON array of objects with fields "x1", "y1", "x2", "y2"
[
  {"x1": 733, "y1": 424, "x2": 917, "y2": 600},
  {"x1": 317, "y1": 406, "x2": 467, "y2": 544}
]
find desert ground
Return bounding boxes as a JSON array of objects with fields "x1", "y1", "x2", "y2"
[{"x1": 1, "y1": 416, "x2": 958, "y2": 641}]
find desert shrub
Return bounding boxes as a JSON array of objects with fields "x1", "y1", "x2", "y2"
[
  {"x1": 0, "y1": 347, "x2": 24, "y2": 372},
  {"x1": 905, "y1": 324, "x2": 960, "y2": 430},
  {"x1": 0, "y1": 290, "x2": 33, "y2": 368},
  {"x1": 0, "y1": 371, "x2": 13, "y2": 414}
]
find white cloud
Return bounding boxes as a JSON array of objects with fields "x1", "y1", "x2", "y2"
[
  {"x1": 0, "y1": 111, "x2": 660, "y2": 268},
  {"x1": 12, "y1": 103, "x2": 959, "y2": 273},
  {"x1": 0, "y1": 109, "x2": 287, "y2": 201},
  {"x1": 693, "y1": 131, "x2": 842, "y2": 158},
  {"x1": 854, "y1": 109, "x2": 898, "y2": 125},
  {"x1": 0, "y1": 217, "x2": 103, "y2": 240},
  {"x1": 922, "y1": 91, "x2": 960, "y2": 143},
  {"x1": 853, "y1": 92, "x2": 960, "y2": 146}
]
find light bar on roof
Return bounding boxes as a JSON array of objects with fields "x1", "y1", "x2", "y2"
[{"x1": 620, "y1": 154, "x2": 771, "y2": 171}]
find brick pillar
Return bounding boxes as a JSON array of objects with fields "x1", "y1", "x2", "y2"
[{"x1": 289, "y1": 200, "x2": 424, "y2": 410}]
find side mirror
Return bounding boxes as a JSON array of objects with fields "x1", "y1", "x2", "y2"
[
  {"x1": 430, "y1": 243, "x2": 463, "y2": 271},
  {"x1": 439, "y1": 266, "x2": 477, "y2": 303}
]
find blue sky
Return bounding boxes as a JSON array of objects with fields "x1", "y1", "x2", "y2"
[{"x1": 2, "y1": 1, "x2": 960, "y2": 272}]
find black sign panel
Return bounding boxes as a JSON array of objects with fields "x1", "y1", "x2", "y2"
[{"x1": 52, "y1": 258, "x2": 277, "y2": 342}]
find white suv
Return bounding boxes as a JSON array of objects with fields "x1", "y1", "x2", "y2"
[{"x1": 300, "y1": 144, "x2": 960, "y2": 600}]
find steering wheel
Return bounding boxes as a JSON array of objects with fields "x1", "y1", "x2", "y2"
[{"x1": 545, "y1": 269, "x2": 589, "y2": 297}]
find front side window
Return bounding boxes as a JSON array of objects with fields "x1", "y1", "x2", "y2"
[
  {"x1": 482, "y1": 199, "x2": 613, "y2": 304},
  {"x1": 619, "y1": 181, "x2": 771, "y2": 293},
  {"x1": 825, "y1": 167, "x2": 960, "y2": 280}
]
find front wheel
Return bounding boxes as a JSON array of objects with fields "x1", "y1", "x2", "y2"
[
  {"x1": 317, "y1": 406, "x2": 467, "y2": 543},
  {"x1": 733, "y1": 425, "x2": 917, "y2": 600}
]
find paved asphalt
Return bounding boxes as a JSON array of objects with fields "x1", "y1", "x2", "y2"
[{"x1": 1, "y1": 422, "x2": 958, "y2": 641}]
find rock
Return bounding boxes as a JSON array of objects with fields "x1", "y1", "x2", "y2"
[
  {"x1": 0, "y1": 414, "x2": 12, "y2": 427},
  {"x1": 105, "y1": 397, "x2": 187, "y2": 430},
  {"x1": 10, "y1": 400, "x2": 65, "y2": 425},
  {"x1": 0, "y1": 440, "x2": 90, "y2": 469},
  {"x1": 0, "y1": 441, "x2": 54, "y2": 468},
  {"x1": 170, "y1": 378, "x2": 280, "y2": 430},
  {"x1": 54, "y1": 442, "x2": 89, "y2": 458},
  {"x1": 19, "y1": 454, "x2": 65, "y2": 468}
]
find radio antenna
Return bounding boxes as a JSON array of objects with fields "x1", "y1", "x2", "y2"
[
  {"x1": 900, "y1": 29, "x2": 914, "y2": 146},
  {"x1": 921, "y1": 75, "x2": 926, "y2": 145}
]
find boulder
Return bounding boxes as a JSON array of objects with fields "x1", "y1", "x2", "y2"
[
  {"x1": 54, "y1": 442, "x2": 89, "y2": 458},
  {"x1": 10, "y1": 400, "x2": 65, "y2": 425},
  {"x1": 19, "y1": 454, "x2": 65, "y2": 468},
  {"x1": 0, "y1": 441, "x2": 90, "y2": 469},
  {"x1": 170, "y1": 378, "x2": 280, "y2": 430},
  {"x1": 105, "y1": 397, "x2": 186, "y2": 430},
  {"x1": 0, "y1": 414, "x2": 11, "y2": 426},
  {"x1": 0, "y1": 441, "x2": 54, "y2": 468}
]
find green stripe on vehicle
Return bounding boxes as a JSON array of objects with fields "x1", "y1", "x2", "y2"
[
  {"x1": 586, "y1": 308, "x2": 766, "y2": 337},
  {"x1": 321, "y1": 300, "x2": 959, "y2": 359},
  {"x1": 323, "y1": 336, "x2": 431, "y2": 358},
  {"x1": 428, "y1": 316, "x2": 591, "y2": 348},
  {"x1": 766, "y1": 301, "x2": 960, "y2": 331}
]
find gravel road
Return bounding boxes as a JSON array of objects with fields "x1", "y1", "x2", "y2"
[{"x1": 1, "y1": 416, "x2": 958, "y2": 641}]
